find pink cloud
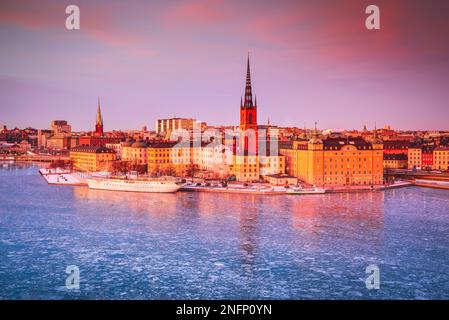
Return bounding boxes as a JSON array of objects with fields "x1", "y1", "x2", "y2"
[{"x1": 0, "y1": 0, "x2": 157, "y2": 58}]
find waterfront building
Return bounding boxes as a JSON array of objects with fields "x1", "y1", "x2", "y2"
[
  {"x1": 232, "y1": 154, "x2": 260, "y2": 182},
  {"x1": 121, "y1": 139, "x2": 148, "y2": 165},
  {"x1": 383, "y1": 140, "x2": 410, "y2": 156},
  {"x1": 199, "y1": 142, "x2": 233, "y2": 179},
  {"x1": 408, "y1": 146, "x2": 422, "y2": 170},
  {"x1": 106, "y1": 142, "x2": 122, "y2": 159},
  {"x1": 422, "y1": 147, "x2": 434, "y2": 170},
  {"x1": 280, "y1": 132, "x2": 383, "y2": 186},
  {"x1": 433, "y1": 147, "x2": 449, "y2": 171},
  {"x1": 264, "y1": 174, "x2": 298, "y2": 186},
  {"x1": 146, "y1": 141, "x2": 189, "y2": 177},
  {"x1": 384, "y1": 154, "x2": 408, "y2": 169},
  {"x1": 70, "y1": 145, "x2": 116, "y2": 172}
]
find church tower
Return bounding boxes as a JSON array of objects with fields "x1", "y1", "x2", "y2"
[
  {"x1": 94, "y1": 97, "x2": 104, "y2": 136},
  {"x1": 240, "y1": 54, "x2": 257, "y2": 131},
  {"x1": 239, "y1": 55, "x2": 258, "y2": 155}
]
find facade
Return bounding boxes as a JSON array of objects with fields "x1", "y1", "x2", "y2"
[
  {"x1": 155, "y1": 118, "x2": 205, "y2": 134},
  {"x1": 51, "y1": 120, "x2": 71, "y2": 134},
  {"x1": 383, "y1": 140, "x2": 410, "y2": 155},
  {"x1": 422, "y1": 147, "x2": 434, "y2": 170},
  {"x1": 280, "y1": 135, "x2": 384, "y2": 186},
  {"x1": 433, "y1": 147, "x2": 449, "y2": 171},
  {"x1": 408, "y1": 147, "x2": 422, "y2": 169},
  {"x1": 147, "y1": 141, "x2": 180, "y2": 176},
  {"x1": 70, "y1": 145, "x2": 116, "y2": 172},
  {"x1": 105, "y1": 143, "x2": 122, "y2": 159},
  {"x1": 121, "y1": 139, "x2": 148, "y2": 165},
  {"x1": 384, "y1": 154, "x2": 408, "y2": 169},
  {"x1": 264, "y1": 174, "x2": 298, "y2": 186},
  {"x1": 408, "y1": 146, "x2": 436, "y2": 170},
  {"x1": 232, "y1": 155, "x2": 260, "y2": 182},
  {"x1": 46, "y1": 135, "x2": 79, "y2": 150}
]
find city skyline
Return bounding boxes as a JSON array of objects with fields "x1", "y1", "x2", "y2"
[{"x1": 1, "y1": 0, "x2": 449, "y2": 131}]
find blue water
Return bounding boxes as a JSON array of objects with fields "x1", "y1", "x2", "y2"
[{"x1": 1, "y1": 164, "x2": 449, "y2": 299}]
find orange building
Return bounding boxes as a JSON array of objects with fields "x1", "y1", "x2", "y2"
[
  {"x1": 280, "y1": 133, "x2": 383, "y2": 186},
  {"x1": 70, "y1": 146, "x2": 116, "y2": 172}
]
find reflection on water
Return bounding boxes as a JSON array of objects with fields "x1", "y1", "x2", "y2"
[{"x1": 1, "y1": 164, "x2": 449, "y2": 299}]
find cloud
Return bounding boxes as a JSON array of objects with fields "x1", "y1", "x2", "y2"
[{"x1": 0, "y1": 0, "x2": 157, "y2": 58}]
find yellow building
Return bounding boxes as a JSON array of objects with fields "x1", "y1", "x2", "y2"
[
  {"x1": 70, "y1": 146, "x2": 116, "y2": 172},
  {"x1": 280, "y1": 135, "x2": 383, "y2": 186},
  {"x1": 259, "y1": 155, "x2": 285, "y2": 177},
  {"x1": 408, "y1": 147, "x2": 422, "y2": 169},
  {"x1": 121, "y1": 139, "x2": 148, "y2": 165},
  {"x1": 231, "y1": 155, "x2": 260, "y2": 182},
  {"x1": 147, "y1": 141, "x2": 195, "y2": 176},
  {"x1": 433, "y1": 147, "x2": 449, "y2": 171},
  {"x1": 383, "y1": 154, "x2": 408, "y2": 169}
]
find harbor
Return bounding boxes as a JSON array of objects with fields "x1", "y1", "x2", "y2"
[{"x1": 36, "y1": 166, "x2": 417, "y2": 195}]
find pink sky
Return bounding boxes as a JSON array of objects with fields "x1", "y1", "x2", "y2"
[{"x1": 1, "y1": 0, "x2": 448, "y2": 131}]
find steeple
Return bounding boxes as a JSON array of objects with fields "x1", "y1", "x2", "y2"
[
  {"x1": 96, "y1": 97, "x2": 103, "y2": 126},
  {"x1": 243, "y1": 53, "x2": 254, "y2": 109},
  {"x1": 94, "y1": 96, "x2": 104, "y2": 136}
]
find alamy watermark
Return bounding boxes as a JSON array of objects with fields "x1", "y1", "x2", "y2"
[
  {"x1": 65, "y1": 265, "x2": 80, "y2": 290},
  {"x1": 365, "y1": 264, "x2": 380, "y2": 290}
]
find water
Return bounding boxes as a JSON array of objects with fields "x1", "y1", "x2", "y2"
[{"x1": 1, "y1": 164, "x2": 449, "y2": 299}]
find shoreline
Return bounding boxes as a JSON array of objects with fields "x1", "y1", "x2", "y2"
[{"x1": 3, "y1": 162, "x2": 448, "y2": 194}]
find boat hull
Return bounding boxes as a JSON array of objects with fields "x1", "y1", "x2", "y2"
[{"x1": 86, "y1": 178, "x2": 181, "y2": 193}]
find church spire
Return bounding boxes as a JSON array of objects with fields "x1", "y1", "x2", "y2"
[
  {"x1": 96, "y1": 96, "x2": 103, "y2": 126},
  {"x1": 94, "y1": 97, "x2": 104, "y2": 136},
  {"x1": 243, "y1": 53, "x2": 254, "y2": 109}
]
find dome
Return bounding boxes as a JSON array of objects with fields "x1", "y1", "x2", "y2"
[
  {"x1": 131, "y1": 139, "x2": 147, "y2": 148},
  {"x1": 121, "y1": 138, "x2": 134, "y2": 147},
  {"x1": 309, "y1": 137, "x2": 323, "y2": 144}
]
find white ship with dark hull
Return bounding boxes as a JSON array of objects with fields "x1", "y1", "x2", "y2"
[{"x1": 86, "y1": 176, "x2": 182, "y2": 193}]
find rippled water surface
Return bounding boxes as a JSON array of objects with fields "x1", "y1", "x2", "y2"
[{"x1": 1, "y1": 164, "x2": 449, "y2": 299}]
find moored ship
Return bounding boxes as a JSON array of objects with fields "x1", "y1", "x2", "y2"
[{"x1": 86, "y1": 176, "x2": 182, "y2": 193}]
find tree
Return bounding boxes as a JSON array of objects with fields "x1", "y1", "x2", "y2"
[
  {"x1": 112, "y1": 161, "x2": 130, "y2": 174},
  {"x1": 185, "y1": 164, "x2": 198, "y2": 181},
  {"x1": 162, "y1": 165, "x2": 177, "y2": 177}
]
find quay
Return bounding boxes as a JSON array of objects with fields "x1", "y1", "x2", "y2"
[
  {"x1": 39, "y1": 168, "x2": 87, "y2": 186},
  {"x1": 0, "y1": 154, "x2": 70, "y2": 162}
]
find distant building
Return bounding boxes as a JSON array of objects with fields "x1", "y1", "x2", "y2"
[
  {"x1": 78, "y1": 98, "x2": 120, "y2": 147},
  {"x1": 51, "y1": 120, "x2": 71, "y2": 135},
  {"x1": 37, "y1": 129, "x2": 52, "y2": 149},
  {"x1": 155, "y1": 118, "x2": 205, "y2": 134},
  {"x1": 94, "y1": 97, "x2": 104, "y2": 137}
]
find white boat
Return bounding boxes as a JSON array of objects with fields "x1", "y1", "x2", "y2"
[
  {"x1": 86, "y1": 176, "x2": 182, "y2": 193},
  {"x1": 286, "y1": 187, "x2": 326, "y2": 195}
]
